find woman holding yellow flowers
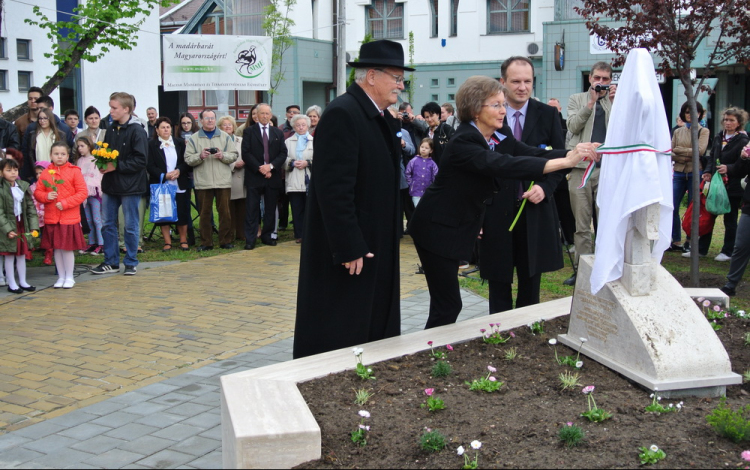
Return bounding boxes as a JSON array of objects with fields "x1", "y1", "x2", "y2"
[{"x1": 0, "y1": 157, "x2": 40, "y2": 293}]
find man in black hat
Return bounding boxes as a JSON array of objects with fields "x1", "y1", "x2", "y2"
[{"x1": 293, "y1": 40, "x2": 414, "y2": 359}]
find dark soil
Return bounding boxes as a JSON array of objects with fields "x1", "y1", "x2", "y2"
[{"x1": 296, "y1": 315, "x2": 750, "y2": 469}]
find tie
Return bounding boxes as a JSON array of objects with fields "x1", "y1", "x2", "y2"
[
  {"x1": 513, "y1": 111, "x2": 524, "y2": 201},
  {"x1": 513, "y1": 111, "x2": 523, "y2": 141},
  {"x1": 262, "y1": 126, "x2": 270, "y2": 164}
]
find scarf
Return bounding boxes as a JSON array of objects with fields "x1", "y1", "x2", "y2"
[
  {"x1": 159, "y1": 135, "x2": 175, "y2": 149},
  {"x1": 295, "y1": 132, "x2": 310, "y2": 160},
  {"x1": 10, "y1": 184, "x2": 24, "y2": 221}
]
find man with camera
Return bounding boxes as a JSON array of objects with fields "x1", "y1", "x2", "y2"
[
  {"x1": 564, "y1": 61, "x2": 616, "y2": 286},
  {"x1": 184, "y1": 109, "x2": 239, "y2": 251},
  {"x1": 398, "y1": 102, "x2": 428, "y2": 149}
]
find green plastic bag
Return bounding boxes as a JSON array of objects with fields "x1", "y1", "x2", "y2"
[{"x1": 706, "y1": 170, "x2": 731, "y2": 215}]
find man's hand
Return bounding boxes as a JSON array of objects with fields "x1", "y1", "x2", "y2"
[
  {"x1": 213, "y1": 149, "x2": 223, "y2": 159},
  {"x1": 523, "y1": 185, "x2": 546, "y2": 204},
  {"x1": 587, "y1": 86, "x2": 600, "y2": 108},
  {"x1": 342, "y1": 253, "x2": 375, "y2": 275},
  {"x1": 608, "y1": 84, "x2": 617, "y2": 102},
  {"x1": 259, "y1": 163, "x2": 272, "y2": 175},
  {"x1": 200, "y1": 149, "x2": 210, "y2": 160}
]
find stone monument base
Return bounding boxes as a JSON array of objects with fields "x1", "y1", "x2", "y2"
[{"x1": 558, "y1": 255, "x2": 741, "y2": 398}]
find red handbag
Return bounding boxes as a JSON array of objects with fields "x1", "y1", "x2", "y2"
[{"x1": 682, "y1": 186, "x2": 716, "y2": 237}]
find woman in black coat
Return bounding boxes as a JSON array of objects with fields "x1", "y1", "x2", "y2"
[
  {"x1": 408, "y1": 76, "x2": 594, "y2": 329},
  {"x1": 147, "y1": 117, "x2": 191, "y2": 251},
  {"x1": 702, "y1": 107, "x2": 750, "y2": 261}
]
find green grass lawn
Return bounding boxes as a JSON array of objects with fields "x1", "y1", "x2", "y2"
[{"x1": 460, "y1": 207, "x2": 750, "y2": 312}]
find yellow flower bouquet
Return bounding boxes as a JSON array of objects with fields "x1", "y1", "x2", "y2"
[
  {"x1": 92, "y1": 141, "x2": 119, "y2": 170},
  {"x1": 22, "y1": 230, "x2": 39, "y2": 249}
]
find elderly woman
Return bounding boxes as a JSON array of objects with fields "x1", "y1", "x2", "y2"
[
  {"x1": 284, "y1": 114, "x2": 314, "y2": 243},
  {"x1": 408, "y1": 76, "x2": 594, "y2": 329},
  {"x1": 702, "y1": 107, "x2": 750, "y2": 261},
  {"x1": 306, "y1": 105, "x2": 322, "y2": 135},
  {"x1": 218, "y1": 115, "x2": 246, "y2": 241},
  {"x1": 147, "y1": 117, "x2": 191, "y2": 251}
]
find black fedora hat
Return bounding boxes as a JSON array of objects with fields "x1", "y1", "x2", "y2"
[{"x1": 347, "y1": 39, "x2": 415, "y2": 72}]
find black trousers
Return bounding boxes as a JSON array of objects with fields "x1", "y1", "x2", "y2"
[
  {"x1": 487, "y1": 212, "x2": 542, "y2": 313},
  {"x1": 554, "y1": 180, "x2": 575, "y2": 245},
  {"x1": 278, "y1": 190, "x2": 290, "y2": 228},
  {"x1": 245, "y1": 185, "x2": 279, "y2": 244},
  {"x1": 415, "y1": 242, "x2": 462, "y2": 329},
  {"x1": 288, "y1": 192, "x2": 307, "y2": 239}
]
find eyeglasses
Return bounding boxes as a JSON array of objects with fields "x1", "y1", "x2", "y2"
[
  {"x1": 374, "y1": 69, "x2": 405, "y2": 85},
  {"x1": 481, "y1": 104, "x2": 504, "y2": 110},
  {"x1": 37, "y1": 117, "x2": 49, "y2": 121},
  {"x1": 181, "y1": 121, "x2": 192, "y2": 126}
]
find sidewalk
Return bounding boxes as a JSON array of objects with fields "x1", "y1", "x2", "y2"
[{"x1": 0, "y1": 238, "x2": 490, "y2": 469}]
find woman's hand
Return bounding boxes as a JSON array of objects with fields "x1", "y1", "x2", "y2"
[
  {"x1": 8, "y1": 231, "x2": 16, "y2": 239},
  {"x1": 523, "y1": 185, "x2": 545, "y2": 204},
  {"x1": 702, "y1": 172, "x2": 712, "y2": 182},
  {"x1": 55, "y1": 202, "x2": 63, "y2": 210},
  {"x1": 166, "y1": 170, "x2": 180, "y2": 180},
  {"x1": 294, "y1": 160, "x2": 308, "y2": 169},
  {"x1": 234, "y1": 159, "x2": 245, "y2": 169},
  {"x1": 718, "y1": 164, "x2": 728, "y2": 175},
  {"x1": 48, "y1": 191, "x2": 58, "y2": 201}
]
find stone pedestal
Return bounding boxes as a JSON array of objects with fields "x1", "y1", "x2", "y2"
[{"x1": 559, "y1": 255, "x2": 741, "y2": 397}]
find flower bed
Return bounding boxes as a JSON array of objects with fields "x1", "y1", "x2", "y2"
[{"x1": 296, "y1": 310, "x2": 750, "y2": 469}]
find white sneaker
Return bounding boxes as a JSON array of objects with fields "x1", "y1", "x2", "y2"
[
  {"x1": 62, "y1": 279, "x2": 75, "y2": 289},
  {"x1": 53, "y1": 278, "x2": 65, "y2": 288},
  {"x1": 715, "y1": 253, "x2": 732, "y2": 262},
  {"x1": 681, "y1": 251, "x2": 691, "y2": 258}
]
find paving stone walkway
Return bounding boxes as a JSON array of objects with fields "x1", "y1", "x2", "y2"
[{"x1": 0, "y1": 238, "x2": 489, "y2": 469}]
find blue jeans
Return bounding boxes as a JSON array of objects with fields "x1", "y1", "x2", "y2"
[
  {"x1": 83, "y1": 196, "x2": 103, "y2": 246},
  {"x1": 102, "y1": 193, "x2": 141, "y2": 267},
  {"x1": 672, "y1": 171, "x2": 700, "y2": 242}
]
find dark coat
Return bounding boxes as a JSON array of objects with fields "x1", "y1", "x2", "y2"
[
  {"x1": 101, "y1": 116, "x2": 149, "y2": 196},
  {"x1": 414, "y1": 122, "x2": 455, "y2": 167},
  {"x1": 147, "y1": 139, "x2": 189, "y2": 189},
  {"x1": 705, "y1": 131, "x2": 750, "y2": 199},
  {"x1": 408, "y1": 123, "x2": 565, "y2": 262},
  {"x1": 727, "y1": 153, "x2": 750, "y2": 212},
  {"x1": 293, "y1": 83, "x2": 402, "y2": 359},
  {"x1": 241, "y1": 123, "x2": 288, "y2": 189},
  {"x1": 480, "y1": 100, "x2": 567, "y2": 282},
  {"x1": 0, "y1": 119, "x2": 20, "y2": 151}
]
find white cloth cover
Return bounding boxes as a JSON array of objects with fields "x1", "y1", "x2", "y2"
[{"x1": 590, "y1": 48, "x2": 674, "y2": 294}]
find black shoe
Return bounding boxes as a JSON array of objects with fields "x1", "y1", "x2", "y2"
[
  {"x1": 563, "y1": 273, "x2": 577, "y2": 286},
  {"x1": 220, "y1": 244, "x2": 235, "y2": 249},
  {"x1": 7, "y1": 286, "x2": 23, "y2": 294},
  {"x1": 91, "y1": 263, "x2": 120, "y2": 274},
  {"x1": 123, "y1": 266, "x2": 137, "y2": 276},
  {"x1": 720, "y1": 284, "x2": 736, "y2": 297},
  {"x1": 197, "y1": 246, "x2": 214, "y2": 252},
  {"x1": 666, "y1": 243, "x2": 683, "y2": 252},
  {"x1": 244, "y1": 241, "x2": 256, "y2": 250},
  {"x1": 262, "y1": 239, "x2": 277, "y2": 246},
  {"x1": 19, "y1": 285, "x2": 36, "y2": 292}
]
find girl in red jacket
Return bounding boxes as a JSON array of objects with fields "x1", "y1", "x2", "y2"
[{"x1": 34, "y1": 142, "x2": 88, "y2": 289}]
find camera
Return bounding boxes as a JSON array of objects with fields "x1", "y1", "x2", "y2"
[
  {"x1": 207, "y1": 148, "x2": 218, "y2": 154},
  {"x1": 594, "y1": 84, "x2": 611, "y2": 93},
  {"x1": 401, "y1": 112, "x2": 410, "y2": 120}
]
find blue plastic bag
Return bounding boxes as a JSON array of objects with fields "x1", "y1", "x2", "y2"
[{"x1": 149, "y1": 174, "x2": 178, "y2": 223}]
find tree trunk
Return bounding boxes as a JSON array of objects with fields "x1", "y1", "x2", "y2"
[{"x1": 683, "y1": 80, "x2": 702, "y2": 287}]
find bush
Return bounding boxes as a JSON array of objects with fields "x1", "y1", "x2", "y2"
[
  {"x1": 558, "y1": 422, "x2": 585, "y2": 447},
  {"x1": 419, "y1": 429, "x2": 447, "y2": 453},
  {"x1": 432, "y1": 360, "x2": 452, "y2": 377},
  {"x1": 706, "y1": 398, "x2": 750, "y2": 442}
]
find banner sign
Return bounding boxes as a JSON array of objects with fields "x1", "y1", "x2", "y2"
[{"x1": 162, "y1": 35, "x2": 273, "y2": 91}]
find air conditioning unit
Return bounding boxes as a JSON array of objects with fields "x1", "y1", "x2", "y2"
[{"x1": 526, "y1": 42, "x2": 541, "y2": 57}]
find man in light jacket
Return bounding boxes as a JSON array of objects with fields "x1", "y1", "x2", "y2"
[{"x1": 184, "y1": 109, "x2": 238, "y2": 251}]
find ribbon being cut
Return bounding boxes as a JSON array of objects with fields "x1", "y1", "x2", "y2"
[{"x1": 588, "y1": 48, "x2": 673, "y2": 295}]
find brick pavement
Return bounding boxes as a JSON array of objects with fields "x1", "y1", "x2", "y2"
[
  {"x1": 0, "y1": 237, "x2": 445, "y2": 433},
  {"x1": 0, "y1": 237, "x2": 491, "y2": 468}
]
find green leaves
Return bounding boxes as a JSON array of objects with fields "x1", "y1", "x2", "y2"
[{"x1": 262, "y1": 0, "x2": 297, "y2": 105}]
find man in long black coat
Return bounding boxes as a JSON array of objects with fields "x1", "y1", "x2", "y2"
[
  {"x1": 480, "y1": 57, "x2": 567, "y2": 313},
  {"x1": 293, "y1": 40, "x2": 414, "y2": 359}
]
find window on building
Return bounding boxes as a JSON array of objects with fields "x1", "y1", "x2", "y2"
[
  {"x1": 238, "y1": 91, "x2": 255, "y2": 106},
  {"x1": 431, "y1": 94, "x2": 439, "y2": 101},
  {"x1": 0, "y1": 38, "x2": 6, "y2": 59},
  {"x1": 0, "y1": 70, "x2": 7, "y2": 91},
  {"x1": 205, "y1": 91, "x2": 236, "y2": 107},
  {"x1": 224, "y1": 0, "x2": 271, "y2": 35},
  {"x1": 17, "y1": 39, "x2": 31, "y2": 60},
  {"x1": 431, "y1": 78, "x2": 439, "y2": 87},
  {"x1": 188, "y1": 90, "x2": 203, "y2": 107},
  {"x1": 447, "y1": 77, "x2": 455, "y2": 86},
  {"x1": 447, "y1": 93, "x2": 455, "y2": 100},
  {"x1": 487, "y1": 0, "x2": 529, "y2": 33},
  {"x1": 366, "y1": 0, "x2": 404, "y2": 40},
  {"x1": 429, "y1": 0, "x2": 439, "y2": 37},
  {"x1": 18, "y1": 71, "x2": 32, "y2": 92},
  {"x1": 450, "y1": 0, "x2": 459, "y2": 36}
]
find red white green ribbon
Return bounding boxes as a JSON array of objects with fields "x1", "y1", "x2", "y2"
[{"x1": 577, "y1": 144, "x2": 671, "y2": 189}]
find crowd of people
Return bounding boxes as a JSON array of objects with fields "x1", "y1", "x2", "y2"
[{"x1": 0, "y1": 44, "x2": 748, "y2": 324}]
